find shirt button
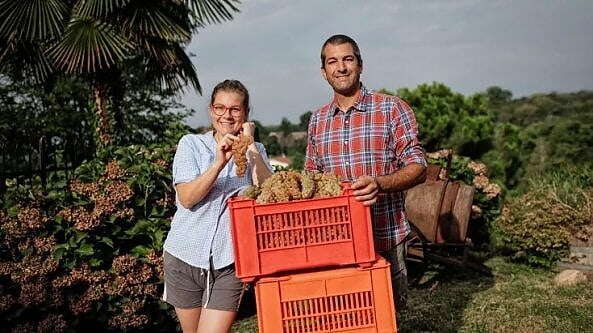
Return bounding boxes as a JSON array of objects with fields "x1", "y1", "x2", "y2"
[
  {"x1": 344, "y1": 140, "x2": 348, "y2": 145},
  {"x1": 345, "y1": 161, "x2": 350, "y2": 165}
]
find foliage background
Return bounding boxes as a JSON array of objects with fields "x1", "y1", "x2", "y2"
[{"x1": 1, "y1": 75, "x2": 592, "y2": 330}]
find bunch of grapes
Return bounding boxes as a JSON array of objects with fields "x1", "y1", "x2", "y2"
[
  {"x1": 242, "y1": 170, "x2": 342, "y2": 203},
  {"x1": 231, "y1": 135, "x2": 253, "y2": 177}
]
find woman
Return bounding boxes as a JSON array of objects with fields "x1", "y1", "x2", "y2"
[{"x1": 163, "y1": 80, "x2": 273, "y2": 333}]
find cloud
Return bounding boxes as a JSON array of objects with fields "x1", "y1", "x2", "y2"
[{"x1": 183, "y1": 0, "x2": 593, "y2": 127}]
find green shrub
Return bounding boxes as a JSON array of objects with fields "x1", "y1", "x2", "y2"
[
  {"x1": 0, "y1": 144, "x2": 179, "y2": 331},
  {"x1": 390, "y1": 82, "x2": 496, "y2": 158},
  {"x1": 494, "y1": 165, "x2": 593, "y2": 267}
]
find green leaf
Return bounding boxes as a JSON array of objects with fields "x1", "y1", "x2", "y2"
[
  {"x1": 100, "y1": 237, "x2": 114, "y2": 248},
  {"x1": 150, "y1": 206, "x2": 161, "y2": 217},
  {"x1": 142, "y1": 41, "x2": 201, "y2": 93},
  {"x1": 185, "y1": 0, "x2": 240, "y2": 26},
  {"x1": 75, "y1": 242, "x2": 94, "y2": 256},
  {"x1": 126, "y1": 219, "x2": 151, "y2": 236},
  {"x1": 47, "y1": 190, "x2": 61, "y2": 200},
  {"x1": 74, "y1": 0, "x2": 130, "y2": 17},
  {"x1": 52, "y1": 244, "x2": 67, "y2": 261},
  {"x1": 47, "y1": 17, "x2": 134, "y2": 73},
  {"x1": 68, "y1": 231, "x2": 88, "y2": 247},
  {"x1": 74, "y1": 231, "x2": 87, "y2": 243},
  {"x1": 151, "y1": 229, "x2": 164, "y2": 247},
  {"x1": 125, "y1": 1, "x2": 191, "y2": 42},
  {"x1": 131, "y1": 244, "x2": 150, "y2": 257},
  {"x1": 0, "y1": 0, "x2": 69, "y2": 40},
  {"x1": 8, "y1": 206, "x2": 19, "y2": 217},
  {"x1": 89, "y1": 258, "x2": 103, "y2": 267}
]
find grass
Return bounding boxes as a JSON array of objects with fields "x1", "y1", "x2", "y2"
[{"x1": 230, "y1": 255, "x2": 593, "y2": 332}]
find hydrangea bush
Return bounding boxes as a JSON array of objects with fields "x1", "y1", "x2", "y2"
[{"x1": 0, "y1": 145, "x2": 178, "y2": 332}]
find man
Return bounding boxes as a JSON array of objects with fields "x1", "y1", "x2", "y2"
[{"x1": 305, "y1": 34, "x2": 427, "y2": 311}]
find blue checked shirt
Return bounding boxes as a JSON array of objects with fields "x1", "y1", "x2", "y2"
[{"x1": 164, "y1": 131, "x2": 272, "y2": 269}]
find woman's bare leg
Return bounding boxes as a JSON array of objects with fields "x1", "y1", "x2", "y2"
[
  {"x1": 175, "y1": 307, "x2": 202, "y2": 333},
  {"x1": 197, "y1": 308, "x2": 237, "y2": 333}
]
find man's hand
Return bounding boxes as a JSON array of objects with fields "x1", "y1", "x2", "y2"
[{"x1": 351, "y1": 175, "x2": 380, "y2": 206}]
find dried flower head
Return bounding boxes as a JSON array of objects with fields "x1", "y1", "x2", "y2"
[
  {"x1": 0, "y1": 218, "x2": 28, "y2": 240},
  {"x1": 104, "y1": 160, "x2": 127, "y2": 180},
  {"x1": 472, "y1": 175, "x2": 490, "y2": 190},
  {"x1": 70, "y1": 180, "x2": 100, "y2": 199},
  {"x1": 19, "y1": 280, "x2": 47, "y2": 306},
  {"x1": 58, "y1": 206, "x2": 100, "y2": 231},
  {"x1": 12, "y1": 322, "x2": 36, "y2": 333},
  {"x1": 18, "y1": 206, "x2": 49, "y2": 230},
  {"x1": 426, "y1": 149, "x2": 451, "y2": 160},
  {"x1": 0, "y1": 293, "x2": 15, "y2": 313},
  {"x1": 484, "y1": 183, "x2": 502, "y2": 199},
  {"x1": 468, "y1": 161, "x2": 488, "y2": 176},
  {"x1": 37, "y1": 313, "x2": 67, "y2": 333},
  {"x1": 33, "y1": 236, "x2": 57, "y2": 253}
]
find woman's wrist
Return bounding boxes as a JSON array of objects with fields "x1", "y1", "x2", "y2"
[
  {"x1": 247, "y1": 142, "x2": 259, "y2": 153},
  {"x1": 213, "y1": 157, "x2": 227, "y2": 170}
]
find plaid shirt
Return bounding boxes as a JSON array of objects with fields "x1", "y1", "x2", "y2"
[{"x1": 305, "y1": 85, "x2": 426, "y2": 250}]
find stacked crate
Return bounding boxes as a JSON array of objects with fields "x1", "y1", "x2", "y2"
[{"x1": 229, "y1": 185, "x2": 398, "y2": 333}]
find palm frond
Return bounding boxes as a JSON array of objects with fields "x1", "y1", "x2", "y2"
[
  {"x1": 125, "y1": 1, "x2": 191, "y2": 42},
  {"x1": 74, "y1": 0, "x2": 131, "y2": 18},
  {"x1": 0, "y1": 0, "x2": 69, "y2": 40},
  {"x1": 0, "y1": 39, "x2": 54, "y2": 83},
  {"x1": 140, "y1": 40, "x2": 200, "y2": 94},
  {"x1": 184, "y1": 0, "x2": 240, "y2": 27},
  {"x1": 47, "y1": 17, "x2": 134, "y2": 73}
]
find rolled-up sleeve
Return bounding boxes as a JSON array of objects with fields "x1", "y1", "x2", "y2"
[
  {"x1": 392, "y1": 100, "x2": 426, "y2": 168},
  {"x1": 172, "y1": 135, "x2": 201, "y2": 184},
  {"x1": 255, "y1": 142, "x2": 274, "y2": 173}
]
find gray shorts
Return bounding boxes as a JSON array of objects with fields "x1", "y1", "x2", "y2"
[{"x1": 163, "y1": 251, "x2": 246, "y2": 311}]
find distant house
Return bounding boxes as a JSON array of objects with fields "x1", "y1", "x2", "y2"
[
  {"x1": 268, "y1": 155, "x2": 292, "y2": 169},
  {"x1": 268, "y1": 131, "x2": 307, "y2": 147}
]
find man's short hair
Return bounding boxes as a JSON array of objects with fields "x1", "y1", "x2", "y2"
[{"x1": 320, "y1": 34, "x2": 363, "y2": 69}]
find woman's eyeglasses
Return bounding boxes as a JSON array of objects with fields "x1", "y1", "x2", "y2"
[{"x1": 211, "y1": 104, "x2": 244, "y2": 116}]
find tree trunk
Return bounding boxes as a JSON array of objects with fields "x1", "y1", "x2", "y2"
[
  {"x1": 93, "y1": 84, "x2": 111, "y2": 147},
  {"x1": 110, "y1": 76, "x2": 125, "y2": 145}
]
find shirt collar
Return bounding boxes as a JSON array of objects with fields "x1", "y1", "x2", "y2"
[{"x1": 330, "y1": 83, "x2": 372, "y2": 116}]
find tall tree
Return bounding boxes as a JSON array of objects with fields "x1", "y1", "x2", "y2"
[
  {"x1": 0, "y1": 0, "x2": 240, "y2": 147},
  {"x1": 385, "y1": 82, "x2": 496, "y2": 158},
  {"x1": 299, "y1": 111, "x2": 312, "y2": 131}
]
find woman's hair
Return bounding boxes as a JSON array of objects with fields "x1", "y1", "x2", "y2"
[{"x1": 210, "y1": 79, "x2": 250, "y2": 114}]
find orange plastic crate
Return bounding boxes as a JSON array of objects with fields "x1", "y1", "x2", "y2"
[
  {"x1": 229, "y1": 185, "x2": 375, "y2": 282},
  {"x1": 255, "y1": 257, "x2": 397, "y2": 333}
]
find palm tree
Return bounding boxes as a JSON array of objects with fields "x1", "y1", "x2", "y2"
[{"x1": 0, "y1": 0, "x2": 240, "y2": 147}]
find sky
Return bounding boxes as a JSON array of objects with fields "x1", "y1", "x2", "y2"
[{"x1": 182, "y1": 0, "x2": 593, "y2": 127}]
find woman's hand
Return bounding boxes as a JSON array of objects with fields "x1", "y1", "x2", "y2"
[
  {"x1": 241, "y1": 122, "x2": 260, "y2": 154},
  {"x1": 241, "y1": 122, "x2": 256, "y2": 138},
  {"x1": 214, "y1": 133, "x2": 238, "y2": 167}
]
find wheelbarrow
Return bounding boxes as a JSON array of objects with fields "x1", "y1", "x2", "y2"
[{"x1": 404, "y1": 160, "x2": 481, "y2": 270}]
